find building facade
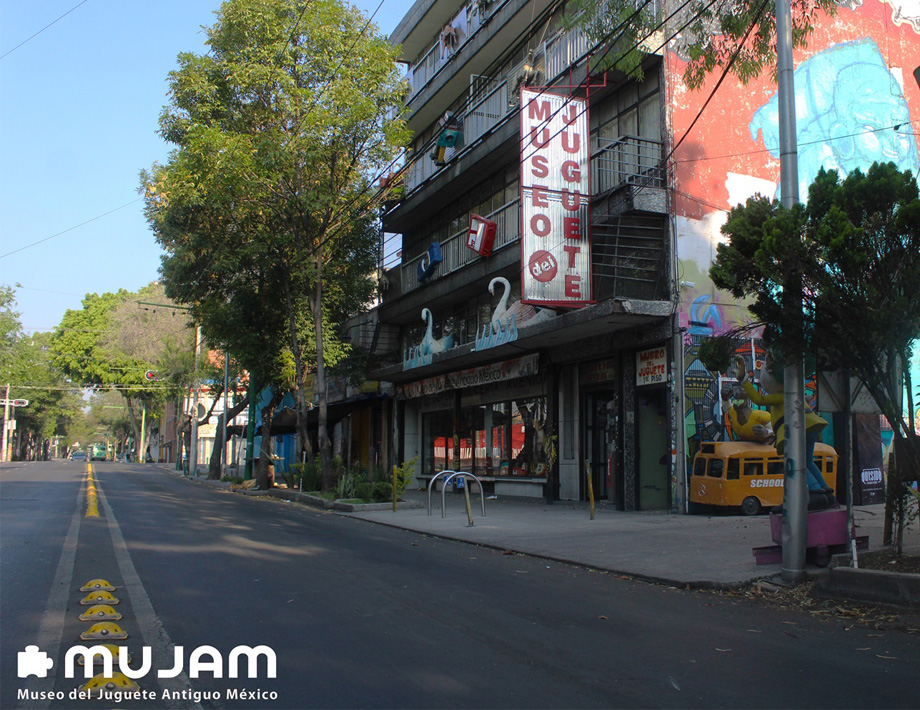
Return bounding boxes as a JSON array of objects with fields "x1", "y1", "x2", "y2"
[{"x1": 374, "y1": 0, "x2": 920, "y2": 510}]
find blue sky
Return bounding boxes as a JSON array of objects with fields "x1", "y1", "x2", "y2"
[{"x1": 0, "y1": 0, "x2": 412, "y2": 334}]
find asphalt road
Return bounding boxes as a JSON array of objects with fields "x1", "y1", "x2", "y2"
[{"x1": 2, "y1": 460, "x2": 918, "y2": 710}]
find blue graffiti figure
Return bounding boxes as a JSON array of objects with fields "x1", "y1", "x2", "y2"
[{"x1": 750, "y1": 38, "x2": 920, "y2": 199}]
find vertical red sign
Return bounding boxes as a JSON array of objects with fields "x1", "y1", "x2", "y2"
[{"x1": 520, "y1": 88, "x2": 592, "y2": 306}]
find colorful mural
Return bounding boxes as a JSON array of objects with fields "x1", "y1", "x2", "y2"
[
  {"x1": 749, "y1": 38, "x2": 920, "y2": 201},
  {"x1": 668, "y1": 1, "x2": 920, "y2": 444}
]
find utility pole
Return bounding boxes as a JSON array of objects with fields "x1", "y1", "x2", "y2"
[
  {"x1": 2, "y1": 384, "x2": 9, "y2": 463},
  {"x1": 776, "y1": 0, "x2": 808, "y2": 583},
  {"x1": 189, "y1": 323, "x2": 202, "y2": 476}
]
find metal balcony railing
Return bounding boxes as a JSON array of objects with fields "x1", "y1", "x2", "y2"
[
  {"x1": 592, "y1": 135, "x2": 664, "y2": 193},
  {"x1": 543, "y1": 27, "x2": 592, "y2": 81},
  {"x1": 410, "y1": 41, "x2": 444, "y2": 95},
  {"x1": 465, "y1": 76, "x2": 509, "y2": 145},
  {"x1": 398, "y1": 198, "x2": 520, "y2": 296},
  {"x1": 405, "y1": 0, "x2": 491, "y2": 99},
  {"x1": 394, "y1": 137, "x2": 665, "y2": 298}
]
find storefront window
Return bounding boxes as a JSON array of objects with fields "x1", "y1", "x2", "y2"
[{"x1": 422, "y1": 397, "x2": 547, "y2": 478}]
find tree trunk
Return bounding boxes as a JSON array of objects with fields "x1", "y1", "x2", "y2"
[
  {"x1": 124, "y1": 394, "x2": 143, "y2": 463},
  {"x1": 257, "y1": 389, "x2": 284, "y2": 490},
  {"x1": 280, "y1": 269, "x2": 315, "y2": 468},
  {"x1": 310, "y1": 256, "x2": 333, "y2": 491},
  {"x1": 207, "y1": 396, "x2": 249, "y2": 479}
]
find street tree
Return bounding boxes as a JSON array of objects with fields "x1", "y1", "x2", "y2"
[
  {"x1": 566, "y1": 0, "x2": 837, "y2": 88},
  {"x1": 0, "y1": 288, "x2": 84, "y2": 460},
  {"x1": 89, "y1": 389, "x2": 134, "y2": 457},
  {"x1": 709, "y1": 162, "x2": 920, "y2": 547},
  {"x1": 51, "y1": 284, "x2": 196, "y2": 461},
  {"x1": 142, "y1": 0, "x2": 409, "y2": 488},
  {"x1": 10, "y1": 331, "x2": 83, "y2": 460},
  {"x1": 0, "y1": 286, "x2": 23, "y2": 379}
]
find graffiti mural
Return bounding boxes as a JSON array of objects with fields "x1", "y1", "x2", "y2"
[
  {"x1": 668, "y1": 1, "x2": 920, "y2": 454},
  {"x1": 749, "y1": 38, "x2": 920, "y2": 201}
]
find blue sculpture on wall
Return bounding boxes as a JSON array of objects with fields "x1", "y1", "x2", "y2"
[{"x1": 750, "y1": 38, "x2": 920, "y2": 198}]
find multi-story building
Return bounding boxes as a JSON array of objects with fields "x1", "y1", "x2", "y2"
[{"x1": 373, "y1": 0, "x2": 920, "y2": 511}]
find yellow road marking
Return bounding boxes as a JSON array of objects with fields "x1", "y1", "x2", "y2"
[{"x1": 85, "y1": 464, "x2": 99, "y2": 518}]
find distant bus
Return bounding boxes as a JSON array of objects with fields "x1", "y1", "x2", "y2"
[
  {"x1": 90, "y1": 443, "x2": 107, "y2": 462},
  {"x1": 690, "y1": 441, "x2": 837, "y2": 516}
]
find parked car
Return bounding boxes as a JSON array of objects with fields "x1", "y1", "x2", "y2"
[{"x1": 70, "y1": 451, "x2": 87, "y2": 461}]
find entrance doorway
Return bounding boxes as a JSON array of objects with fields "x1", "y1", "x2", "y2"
[
  {"x1": 584, "y1": 390, "x2": 618, "y2": 504},
  {"x1": 637, "y1": 388, "x2": 669, "y2": 510}
]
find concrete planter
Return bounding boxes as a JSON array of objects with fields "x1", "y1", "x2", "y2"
[
  {"x1": 267, "y1": 489, "x2": 423, "y2": 512},
  {"x1": 331, "y1": 499, "x2": 424, "y2": 512},
  {"x1": 812, "y1": 566, "x2": 920, "y2": 608},
  {"x1": 268, "y1": 489, "x2": 334, "y2": 509}
]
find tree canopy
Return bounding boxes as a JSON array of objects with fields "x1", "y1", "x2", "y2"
[
  {"x1": 710, "y1": 162, "x2": 920, "y2": 440},
  {"x1": 566, "y1": 0, "x2": 837, "y2": 88},
  {"x1": 142, "y1": 0, "x2": 409, "y2": 485},
  {"x1": 51, "y1": 282, "x2": 196, "y2": 459},
  {"x1": 0, "y1": 286, "x2": 86, "y2": 459}
]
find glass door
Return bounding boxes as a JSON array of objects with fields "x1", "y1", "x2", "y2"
[{"x1": 584, "y1": 390, "x2": 616, "y2": 501}]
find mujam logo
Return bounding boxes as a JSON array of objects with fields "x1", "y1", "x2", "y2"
[
  {"x1": 17, "y1": 646, "x2": 54, "y2": 678},
  {"x1": 19, "y1": 644, "x2": 276, "y2": 680}
]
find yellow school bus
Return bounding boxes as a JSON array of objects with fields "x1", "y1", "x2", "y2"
[{"x1": 690, "y1": 441, "x2": 837, "y2": 515}]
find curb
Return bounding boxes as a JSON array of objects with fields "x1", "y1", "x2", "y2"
[
  {"x1": 811, "y1": 567, "x2": 920, "y2": 609},
  {"x1": 266, "y1": 488, "x2": 424, "y2": 512}
]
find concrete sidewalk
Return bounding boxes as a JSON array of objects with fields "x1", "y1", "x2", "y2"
[
  {"x1": 344, "y1": 490, "x2": 907, "y2": 589},
  {"x1": 169, "y1": 467, "x2": 919, "y2": 601}
]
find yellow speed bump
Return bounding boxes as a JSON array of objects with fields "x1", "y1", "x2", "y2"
[
  {"x1": 80, "y1": 622, "x2": 128, "y2": 640},
  {"x1": 79, "y1": 605, "x2": 123, "y2": 622},
  {"x1": 79, "y1": 672, "x2": 140, "y2": 697},
  {"x1": 80, "y1": 579, "x2": 117, "y2": 592},
  {"x1": 85, "y1": 468, "x2": 99, "y2": 518},
  {"x1": 76, "y1": 644, "x2": 130, "y2": 666},
  {"x1": 80, "y1": 590, "x2": 119, "y2": 605}
]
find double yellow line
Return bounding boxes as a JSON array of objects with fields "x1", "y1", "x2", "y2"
[{"x1": 85, "y1": 463, "x2": 99, "y2": 518}]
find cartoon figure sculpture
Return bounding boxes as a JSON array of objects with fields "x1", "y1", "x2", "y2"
[
  {"x1": 719, "y1": 379, "x2": 773, "y2": 444},
  {"x1": 736, "y1": 353, "x2": 834, "y2": 495}
]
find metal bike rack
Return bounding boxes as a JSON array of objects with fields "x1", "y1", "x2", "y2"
[{"x1": 427, "y1": 470, "x2": 487, "y2": 519}]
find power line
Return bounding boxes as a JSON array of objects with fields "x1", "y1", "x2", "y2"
[
  {"x1": 664, "y1": 0, "x2": 772, "y2": 172},
  {"x1": 320, "y1": 0, "x2": 705, "y2": 258},
  {"x1": 0, "y1": 0, "x2": 92, "y2": 60},
  {"x1": 671, "y1": 120, "x2": 920, "y2": 165},
  {"x1": 0, "y1": 197, "x2": 142, "y2": 260}
]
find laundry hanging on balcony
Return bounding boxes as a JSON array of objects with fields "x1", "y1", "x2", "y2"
[
  {"x1": 429, "y1": 113, "x2": 462, "y2": 166},
  {"x1": 440, "y1": 23, "x2": 462, "y2": 56}
]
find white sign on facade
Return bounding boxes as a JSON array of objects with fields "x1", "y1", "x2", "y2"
[
  {"x1": 398, "y1": 354, "x2": 540, "y2": 399},
  {"x1": 636, "y1": 347, "x2": 667, "y2": 386},
  {"x1": 520, "y1": 88, "x2": 592, "y2": 307}
]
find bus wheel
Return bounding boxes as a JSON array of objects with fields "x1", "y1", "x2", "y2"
[{"x1": 741, "y1": 496, "x2": 761, "y2": 516}]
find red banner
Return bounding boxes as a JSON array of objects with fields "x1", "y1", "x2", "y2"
[{"x1": 520, "y1": 88, "x2": 592, "y2": 307}]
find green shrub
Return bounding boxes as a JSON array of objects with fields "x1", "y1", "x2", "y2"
[
  {"x1": 373, "y1": 481, "x2": 393, "y2": 502},
  {"x1": 290, "y1": 460, "x2": 323, "y2": 491},
  {"x1": 393, "y1": 456, "x2": 418, "y2": 499},
  {"x1": 335, "y1": 470, "x2": 367, "y2": 499},
  {"x1": 355, "y1": 481, "x2": 375, "y2": 502}
]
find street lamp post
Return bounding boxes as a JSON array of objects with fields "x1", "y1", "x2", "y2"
[{"x1": 776, "y1": 0, "x2": 809, "y2": 583}]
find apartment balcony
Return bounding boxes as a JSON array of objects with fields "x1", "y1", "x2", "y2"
[
  {"x1": 384, "y1": 131, "x2": 667, "y2": 312},
  {"x1": 395, "y1": 0, "x2": 566, "y2": 134}
]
